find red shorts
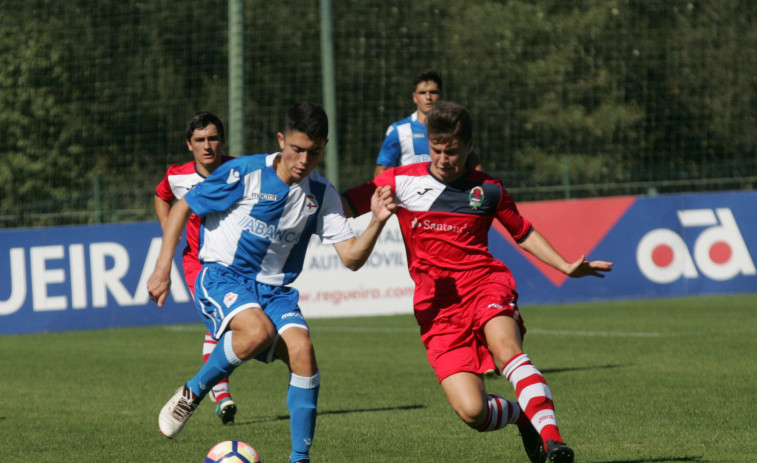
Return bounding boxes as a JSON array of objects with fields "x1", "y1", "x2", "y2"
[
  {"x1": 414, "y1": 271, "x2": 526, "y2": 382},
  {"x1": 182, "y1": 251, "x2": 202, "y2": 296}
]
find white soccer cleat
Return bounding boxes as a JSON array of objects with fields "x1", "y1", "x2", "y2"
[{"x1": 158, "y1": 385, "x2": 199, "y2": 439}]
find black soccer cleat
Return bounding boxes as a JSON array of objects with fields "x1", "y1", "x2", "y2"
[
  {"x1": 215, "y1": 397, "x2": 237, "y2": 425},
  {"x1": 546, "y1": 440, "x2": 575, "y2": 463},
  {"x1": 518, "y1": 422, "x2": 547, "y2": 463}
]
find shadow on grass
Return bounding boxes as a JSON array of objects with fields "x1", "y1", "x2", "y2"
[
  {"x1": 541, "y1": 364, "x2": 628, "y2": 375},
  {"x1": 596, "y1": 457, "x2": 704, "y2": 463},
  {"x1": 481, "y1": 364, "x2": 628, "y2": 379},
  {"x1": 235, "y1": 404, "x2": 425, "y2": 425}
]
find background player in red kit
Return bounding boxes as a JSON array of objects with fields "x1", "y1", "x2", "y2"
[
  {"x1": 343, "y1": 101, "x2": 613, "y2": 463},
  {"x1": 154, "y1": 111, "x2": 238, "y2": 425}
]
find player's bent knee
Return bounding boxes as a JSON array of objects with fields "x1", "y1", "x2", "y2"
[
  {"x1": 232, "y1": 321, "x2": 277, "y2": 360},
  {"x1": 451, "y1": 400, "x2": 486, "y2": 428}
]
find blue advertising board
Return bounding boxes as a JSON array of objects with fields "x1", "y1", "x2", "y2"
[
  {"x1": 1, "y1": 191, "x2": 755, "y2": 334},
  {"x1": 489, "y1": 191, "x2": 757, "y2": 305},
  {"x1": 0, "y1": 222, "x2": 197, "y2": 334}
]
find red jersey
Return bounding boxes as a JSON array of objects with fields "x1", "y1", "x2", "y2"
[
  {"x1": 344, "y1": 162, "x2": 534, "y2": 380},
  {"x1": 345, "y1": 162, "x2": 531, "y2": 286},
  {"x1": 155, "y1": 156, "x2": 234, "y2": 292}
]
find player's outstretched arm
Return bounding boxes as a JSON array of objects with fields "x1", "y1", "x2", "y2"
[
  {"x1": 147, "y1": 198, "x2": 193, "y2": 306},
  {"x1": 518, "y1": 229, "x2": 613, "y2": 278},
  {"x1": 332, "y1": 185, "x2": 396, "y2": 271}
]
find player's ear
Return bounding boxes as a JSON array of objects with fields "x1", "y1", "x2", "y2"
[{"x1": 277, "y1": 132, "x2": 285, "y2": 150}]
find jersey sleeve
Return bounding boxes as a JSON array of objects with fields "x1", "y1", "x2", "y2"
[
  {"x1": 184, "y1": 158, "x2": 246, "y2": 216},
  {"x1": 375, "y1": 125, "x2": 400, "y2": 167},
  {"x1": 342, "y1": 169, "x2": 395, "y2": 217},
  {"x1": 155, "y1": 168, "x2": 176, "y2": 202},
  {"x1": 495, "y1": 184, "x2": 533, "y2": 243},
  {"x1": 318, "y1": 184, "x2": 355, "y2": 245}
]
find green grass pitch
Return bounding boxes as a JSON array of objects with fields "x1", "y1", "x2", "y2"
[{"x1": 1, "y1": 294, "x2": 755, "y2": 462}]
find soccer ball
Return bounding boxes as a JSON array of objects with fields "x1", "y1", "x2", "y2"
[{"x1": 204, "y1": 440, "x2": 262, "y2": 463}]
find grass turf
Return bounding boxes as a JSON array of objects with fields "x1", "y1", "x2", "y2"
[{"x1": 0, "y1": 293, "x2": 755, "y2": 462}]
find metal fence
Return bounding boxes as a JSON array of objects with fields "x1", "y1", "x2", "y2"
[{"x1": 2, "y1": 0, "x2": 756, "y2": 228}]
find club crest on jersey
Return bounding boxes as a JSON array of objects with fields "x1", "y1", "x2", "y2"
[
  {"x1": 304, "y1": 194, "x2": 319, "y2": 215},
  {"x1": 469, "y1": 186, "x2": 484, "y2": 209},
  {"x1": 223, "y1": 292, "x2": 238, "y2": 307}
]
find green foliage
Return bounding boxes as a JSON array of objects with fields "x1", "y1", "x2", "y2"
[
  {"x1": 1, "y1": 0, "x2": 757, "y2": 226},
  {"x1": 0, "y1": 294, "x2": 755, "y2": 461}
]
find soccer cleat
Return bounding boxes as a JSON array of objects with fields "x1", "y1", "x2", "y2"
[
  {"x1": 546, "y1": 440, "x2": 575, "y2": 463},
  {"x1": 518, "y1": 422, "x2": 547, "y2": 463},
  {"x1": 216, "y1": 397, "x2": 237, "y2": 425},
  {"x1": 158, "y1": 385, "x2": 199, "y2": 439}
]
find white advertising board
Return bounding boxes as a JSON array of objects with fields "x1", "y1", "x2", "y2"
[{"x1": 292, "y1": 214, "x2": 415, "y2": 318}]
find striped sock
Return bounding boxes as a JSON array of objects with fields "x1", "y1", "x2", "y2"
[
  {"x1": 503, "y1": 353, "x2": 563, "y2": 446},
  {"x1": 476, "y1": 394, "x2": 521, "y2": 432}
]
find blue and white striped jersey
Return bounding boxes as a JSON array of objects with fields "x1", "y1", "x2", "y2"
[
  {"x1": 376, "y1": 111, "x2": 430, "y2": 167},
  {"x1": 184, "y1": 153, "x2": 354, "y2": 286}
]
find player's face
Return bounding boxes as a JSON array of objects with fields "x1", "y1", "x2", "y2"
[
  {"x1": 428, "y1": 137, "x2": 472, "y2": 183},
  {"x1": 413, "y1": 80, "x2": 441, "y2": 116},
  {"x1": 187, "y1": 124, "x2": 224, "y2": 176},
  {"x1": 276, "y1": 130, "x2": 327, "y2": 185}
]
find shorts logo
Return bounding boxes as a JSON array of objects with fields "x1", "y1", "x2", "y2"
[
  {"x1": 223, "y1": 292, "x2": 238, "y2": 307},
  {"x1": 469, "y1": 186, "x2": 484, "y2": 209}
]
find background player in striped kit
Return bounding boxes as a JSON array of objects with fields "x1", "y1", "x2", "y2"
[
  {"x1": 343, "y1": 101, "x2": 613, "y2": 463},
  {"x1": 375, "y1": 68, "x2": 480, "y2": 177},
  {"x1": 154, "y1": 111, "x2": 238, "y2": 425},
  {"x1": 148, "y1": 102, "x2": 397, "y2": 463}
]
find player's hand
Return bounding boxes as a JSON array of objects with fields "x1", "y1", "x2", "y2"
[
  {"x1": 147, "y1": 270, "x2": 171, "y2": 307},
  {"x1": 566, "y1": 255, "x2": 614, "y2": 278},
  {"x1": 371, "y1": 185, "x2": 397, "y2": 222}
]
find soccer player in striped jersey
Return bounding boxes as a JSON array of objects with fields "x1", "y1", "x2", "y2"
[
  {"x1": 343, "y1": 101, "x2": 613, "y2": 463},
  {"x1": 154, "y1": 111, "x2": 238, "y2": 425},
  {"x1": 374, "y1": 69, "x2": 442, "y2": 177},
  {"x1": 375, "y1": 69, "x2": 480, "y2": 177},
  {"x1": 148, "y1": 102, "x2": 396, "y2": 463}
]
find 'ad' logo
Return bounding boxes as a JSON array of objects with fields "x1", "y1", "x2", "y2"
[{"x1": 636, "y1": 208, "x2": 755, "y2": 283}]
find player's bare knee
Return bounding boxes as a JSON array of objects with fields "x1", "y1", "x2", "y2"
[
  {"x1": 233, "y1": 323, "x2": 276, "y2": 360},
  {"x1": 451, "y1": 401, "x2": 486, "y2": 429},
  {"x1": 283, "y1": 330, "x2": 317, "y2": 375}
]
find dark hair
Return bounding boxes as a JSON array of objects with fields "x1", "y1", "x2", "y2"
[
  {"x1": 425, "y1": 101, "x2": 473, "y2": 146},
  {"x1": 283, "y1": 101, "x2": 329, "y2": 141},
  {"x1": 185, "y1": 111, "x2": 225, "y2": 143},
  {"x1": 413, "y1": 69, "x2": 443, "y2": 94}
]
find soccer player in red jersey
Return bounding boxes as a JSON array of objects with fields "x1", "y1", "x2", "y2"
[
  {"x1": 343, "y1": 101, "x2": 613, "y2": 463},
  {"x1": 154, "y1": 112, "x2": 238, "y2": 425}
]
